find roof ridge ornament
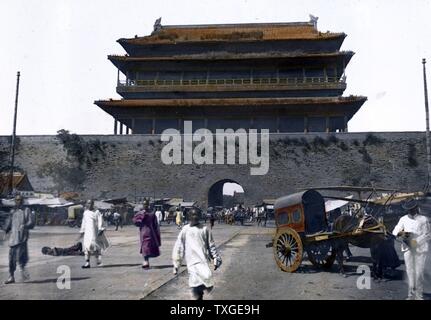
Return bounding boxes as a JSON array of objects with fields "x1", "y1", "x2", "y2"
[
  {"x1": 153, "y1": 17, "x2": 162, "y2": 34},
  {"x1": 309, "y1": 14, "x2": 318, "y2": 28}
]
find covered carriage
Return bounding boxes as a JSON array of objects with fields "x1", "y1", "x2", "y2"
[
  {"x1": 269, "y1": 188, "x2": 395, "y2": 273},
  {"x1": 270, "y1": 189, "x2": 338, "y2": 272}
]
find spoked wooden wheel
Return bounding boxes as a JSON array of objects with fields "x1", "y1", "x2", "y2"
[
  {"x1": 273, "y1": 227, "x2": 303, "y2": 272},
  {"x1": 306, "y1": 241, "x2": 336, "y2": 269}
]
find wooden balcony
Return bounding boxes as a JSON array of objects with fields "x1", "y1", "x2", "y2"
[{"x1": 116, "y1": 77, "x2": 346, "y2": 93}]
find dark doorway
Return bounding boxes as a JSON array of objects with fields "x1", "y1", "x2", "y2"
[{"x1": 208, "y1": 179, "x2": 244, "y2": 208}]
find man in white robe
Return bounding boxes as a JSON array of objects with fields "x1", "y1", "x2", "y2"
[
  {"x1": 80, "y1": 200, "x2": 106, "y2": 268},
  {"x1": 393, "y1": 198, "x2": 430, "y2": 300},
  {"x1": 172, "y1": 208, "x2": 222, "y2": 300},
  {"x1": 155, "y1": 208, "x2": 163, "y2": 225}
]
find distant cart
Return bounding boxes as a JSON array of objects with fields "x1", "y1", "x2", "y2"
[{"x1": 66, "y1": 204, "x2": 84, "y2": 228}]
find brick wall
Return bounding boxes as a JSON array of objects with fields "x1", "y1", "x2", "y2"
[{"x1": 0, "y1": 132, "x2": 426, "y2": 207}]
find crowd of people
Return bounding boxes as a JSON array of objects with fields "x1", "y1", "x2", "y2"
[
  {"x1": 1, "y1": 195, "x2": 430, "y2": 300},
  {"x1": 203, "y1": 205, "x2": 271, "y2": 227},
  {"x1": 1, "y1": 196, "x2": 222, "y2": 300}
]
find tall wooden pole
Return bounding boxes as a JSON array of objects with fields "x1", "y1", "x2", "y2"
[
  {"x1": 9, "y1": 71, "x2": 21, "y2": 196},
  {"x1": 423, "y1": 59, "x2": 431, "y2": 190}
]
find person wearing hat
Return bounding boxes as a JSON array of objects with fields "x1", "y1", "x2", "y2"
[
  {"x1": 392, "y1": 198, "x2": 430, "y2": 300},
  {"x1": 172, "y1": 208, "x2": 222, "y2": 300},
  {"x1": 132, "y1": 199, "x2": 161, "y2": 269},
  {"x1": 3, "y1": 195, "x2": 35, "y2": 284}
]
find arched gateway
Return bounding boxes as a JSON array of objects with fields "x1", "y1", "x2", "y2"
[{"x1": 207, "y1": 179, "x2": 245, "y2": 208}]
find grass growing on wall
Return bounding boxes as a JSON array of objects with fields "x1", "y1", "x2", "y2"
[
  {"x1": 35, "y1": 130, "x2": 109, "y2": 193},
  {"x1": 56, "y1": 129, "x2": 106, "y2": 168}
]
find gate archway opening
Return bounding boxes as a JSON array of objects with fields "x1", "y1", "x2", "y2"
[{"x1": 207, "y1": 179, "x2": 245, "y2": 209}]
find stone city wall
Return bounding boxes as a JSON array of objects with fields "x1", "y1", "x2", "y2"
[{"x1": 0, "y1": 132, "x2": 427, "y2": 207}]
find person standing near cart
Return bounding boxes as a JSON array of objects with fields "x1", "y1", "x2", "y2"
[{"x1": 392, "y1": 198, "x2": 430, "y2": 300}]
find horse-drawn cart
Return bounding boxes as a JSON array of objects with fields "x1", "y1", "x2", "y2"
[{"x1": 268, "y1": 189, "x2": 388, "y2": 273}]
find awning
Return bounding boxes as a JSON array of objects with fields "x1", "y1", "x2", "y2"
[
  {"x1": 324, "y1": 195, "x2": 353, "y2": 212},
  {"x1": 47, "y1": 202, "x2": 75, "y2": 208},
  {"x1": 180, "y1": 201, "x2": 197, "y2": 208},
  {"x1": 1, "y1": 197, "x2": 74, "y2": 208},
  {"x1": 166, "y1": 198, "x2": 183, "y2": 206},
  {"x1": 1, "y1": 199, "x2": 15, "y2": 207},
  {"x1": 94, "y1": 201, "x2": 113, "y2": 210},
  {"x1": 104, "y1": 197, "x2": 128, "y2": 204},
  {"x1": 0, "y1": 172, "x2": 34, "y2": 196},
  {"x1": 27, "y1": 197, "x2": 70, "y2": 206}
]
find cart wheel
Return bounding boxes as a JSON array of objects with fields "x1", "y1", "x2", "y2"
[
  {"x1": 306, "y1": 241, "x2": 336, "y2": 269},
  {"x1": 273, "y1": 227, "x2": 303, "y2": 272}
]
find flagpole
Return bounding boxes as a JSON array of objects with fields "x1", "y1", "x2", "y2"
[
  {"x1": 423, "y1": 59, "x2": 430, "y2": 191},
  {"x1": 9, "y1": 71, "x2": 20, "y2": 196}
]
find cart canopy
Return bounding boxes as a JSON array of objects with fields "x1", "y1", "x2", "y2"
[{"x1": 275, "y1": 189, "x2": 327, "y2": 234}]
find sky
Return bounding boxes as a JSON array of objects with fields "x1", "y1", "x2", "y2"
[
  {"x1": 0, "y1": 0, "x2": 430, "y2": 136},
  {"x1": 223, "y1": 183, "x2": 244, "y2": 196}
]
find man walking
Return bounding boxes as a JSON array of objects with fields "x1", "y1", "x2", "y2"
[
  {"x1": 155, "y1": 207, "x2": 163, "y2": 225},
  {"x1": 209, "y1": 211, "x2": 216, "y2": 230},
  {"x1": 392, "y1": 198, "x2": 430, "y2": 300},
  {"x1": 175, "y1": 206, "x2": 183, "y2": 229},
  {"x1": 172, "y1": 208, "x2": 222, "y2": 300},
  {"x1": 80, "y1": 200, "x2": 106, "y2": 268},
  {"x1": 112, "y1": 210, "x2": 122, "y2": 231},
  {"x1": 4, "y1": 195, "x2": 35, "y2": 284},
  {"x1": 133, "y1": 200, "x2": 161, "y2": 269}
]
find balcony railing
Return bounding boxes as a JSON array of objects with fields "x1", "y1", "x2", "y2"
[{"x1": 118, "y1": 76, "x2": 344, "y2": 87}]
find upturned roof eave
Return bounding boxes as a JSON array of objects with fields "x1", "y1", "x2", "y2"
[
  {"x1": 117, "y1": 32, "x2": 346, "y2": 46},
  {"x1": 94, "y1": 96, "x2": 367, "y2": 108},
  {"x1": 107, "y1": 50, "x2": 354, "y2": 62}
]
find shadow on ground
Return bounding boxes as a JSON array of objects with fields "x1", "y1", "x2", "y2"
[
  {"x1": 24, "y1": 277, "x2": 90, "y2": 284},
  {"x1": 101, "y1": 263, "x2": 141, "y2": 268},
  {"x1": 150, "y1": 265, "x2": 174, "y2": 270},
  {"x1": 346, "y1": 256, "x2": 372, "y2": 264},
  {"x1": 297, "y1": 264, "x2": 358, "y2": 275},
  {"x1": 101, "y1": 263, "x2": 173, "y2": 270}
]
